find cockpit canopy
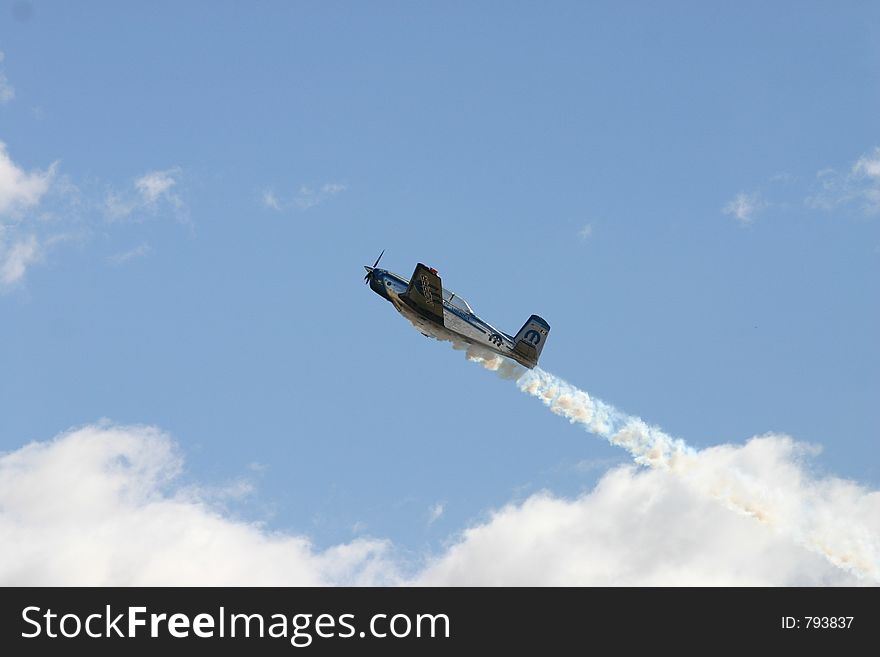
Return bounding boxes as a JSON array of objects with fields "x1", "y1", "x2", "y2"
[{"x1": 443, "y1": 288, "x2": 473, "y2": 314}]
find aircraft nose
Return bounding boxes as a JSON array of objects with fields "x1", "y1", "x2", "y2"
[{"x1": 364, "y1": 266, "x2": 381, "y2": 287}]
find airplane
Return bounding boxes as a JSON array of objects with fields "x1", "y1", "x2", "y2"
[{"x1": 363, "y1": 251, "x2": 550, "y2": 369}]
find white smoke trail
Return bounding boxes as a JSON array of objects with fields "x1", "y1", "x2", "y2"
[
  {"x1": 512, "y1": 367, "x2": 880, "y2": 583},
  {"x1": 409, "y1": 316, "x2": 879, "y2": 581},
  {"x1": 517, "y1": 368, "x2": 693, "y2": 468}
]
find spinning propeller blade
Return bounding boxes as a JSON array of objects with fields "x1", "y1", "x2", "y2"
[{"x1": 363, "y1": 249, "x2": 385, "y2": 284}]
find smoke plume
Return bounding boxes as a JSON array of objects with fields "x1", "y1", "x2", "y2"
[{"x1": 506, "y1": 366, "x2": 880, "y2": 583}]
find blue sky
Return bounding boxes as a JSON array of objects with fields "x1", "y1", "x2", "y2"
[{"x1": 1, "y1": 2, "x2": 878, "y2": 584}]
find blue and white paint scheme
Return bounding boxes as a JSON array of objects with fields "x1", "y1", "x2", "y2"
[{"x1": 364, "y1": 252, "x2": 550, "y2": 369}]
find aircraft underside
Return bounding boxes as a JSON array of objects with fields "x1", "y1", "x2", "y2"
[{"x1": 391, "y1": 293, "x2": 533, "y2": 368}]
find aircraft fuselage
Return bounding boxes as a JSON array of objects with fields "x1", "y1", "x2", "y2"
[{"x1": 366, "y1": 266, "x2": 545, "y2": 369}]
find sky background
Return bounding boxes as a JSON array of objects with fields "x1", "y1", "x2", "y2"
[{"x1": 1, "y1": 1, "x2": 878, "y2": 583}]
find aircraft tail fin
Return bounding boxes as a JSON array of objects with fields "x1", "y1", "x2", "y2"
[{"x1": 512, "y1": 315, "x2": 550, "y2": 366}]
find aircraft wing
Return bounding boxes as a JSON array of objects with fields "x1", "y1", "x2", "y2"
[{"x1": 402, "y1": 263, "x2": 444, "y2": 325}]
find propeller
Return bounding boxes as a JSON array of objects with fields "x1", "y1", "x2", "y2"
[{"x1": 363, "y1": 249, "x2": 385, "y2": 284}]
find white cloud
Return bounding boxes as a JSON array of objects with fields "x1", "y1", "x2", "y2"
[
  {"x1": 320, "y1": 183, "x2": 346, "y2": 196},
  {"x1": 107, "y1": 242, "x2": 151, "y2": 265},
  {"x1": 853, "y1": 149, "x2": 880, "y2": 179},
  {"x1": 0, "y1": 139, "x2": 189, "y2": 289},
  {"x1": 807, "y1": 169, "x2": 852, "y2": 212},
  {"x1": 0, "y1": 143, "x2": 58, "y2": 288},
  {"x1": 578, "y1": 223, "x2": 593, "y2": 240},
  {"x1": 722, "y1": 192, "x2": 761, "y2": 225},
  {"x1": 851, "y1": 148, "x2": 880, "y2": 213},
  {"x1": 0, "y1": 234, "x2": 41, "y2": 286},
  {"x1": 769, "y1": 171, "x2": 795, "y2": 183},
  {"x1": 0, "y1": 50, "x2": 14, "y2": 104},
  {"x1": 806, "y1": 147, "x2": 880, "y2": 215},
  {"x1": 0, "y1": 74, "x2": 13, "y2": 105},
  {"x1": 262, "y1": 182, "x2": 346, "y2": 211},
  {"x1": 724, "y1": 147, "x2": 880, "y2": 226},
  {"x1": 0, "y1": 423, "x2": 874, "y2": 585},
  {"x1": 0, "y1": 152, "x2": 187, "y2": 290},
  {"x1": 103, "y1": 191, "x2": 136, "y2": 221},
  {"x1": 294, "y1": 183, "x2": 347, "y2": 210},
  {"x1": 135, "y1": 169, "x2": 177, "y2": 205},
  {"x1": 0, "y1": 142, "x2": 56, "y2": 216},
  {"x1": 417, "y1": 437, "x2": 875, "y2": 586},
  {"x1": 0, "y1": 423, "x2": 398, "y2": 585},
  {"x1": 262, "y1": 190, "x2": 282, "y2": 211},
  {"x1": 104, "y1": 167, "x2": 186, "y2": 223},
  {"x1": 427, "y1": 502, "x2": 445, "y2": 526}
]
